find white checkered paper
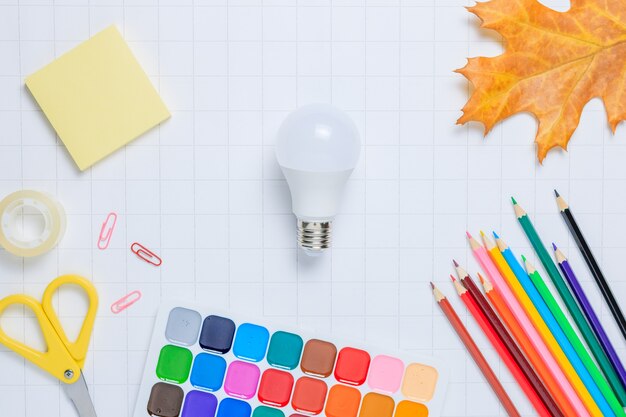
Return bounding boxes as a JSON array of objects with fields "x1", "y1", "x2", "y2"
[{"x1": 0, "y1": 0, "x2": 625, "y2": 416}]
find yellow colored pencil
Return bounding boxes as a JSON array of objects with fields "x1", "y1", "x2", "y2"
[{"x1": 480, "y1": 232, "x2": 604, "y2": 417}]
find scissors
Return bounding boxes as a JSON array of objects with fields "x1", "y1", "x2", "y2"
[{"x1": 0, "y1": 274, "x2": 98, "y2": 417}]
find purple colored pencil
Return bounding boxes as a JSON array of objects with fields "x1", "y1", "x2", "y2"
[{"x1": 554, "y1": 244, "x2": 626, "y2": 393}]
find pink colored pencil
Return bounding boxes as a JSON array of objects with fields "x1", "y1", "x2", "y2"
[{"x1": 466, "y1": 232, "x2": 591, "y2": 417}]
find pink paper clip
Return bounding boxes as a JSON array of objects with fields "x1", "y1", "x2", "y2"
[
  {"x1": 98, "y1": 212, "x2": 117, "y2": 250},
  {"x1": 131, "y1": 242, "x2": 162, "y2": 266},
  {"x1": 110, "y1": 290, "x2": 142, "y2": 314}
]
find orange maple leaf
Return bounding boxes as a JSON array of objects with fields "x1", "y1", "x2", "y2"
[{"x1": 457, "y1": 0, "x2": 626, "y2": 162}]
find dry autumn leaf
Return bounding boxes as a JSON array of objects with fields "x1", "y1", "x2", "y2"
[{"x1": 457, "y1": 0, "x2": 626, "y2": 162}]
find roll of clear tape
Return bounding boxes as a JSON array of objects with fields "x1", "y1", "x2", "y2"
[{"x1": 0, "y1": 190, "x2": 66, "y2": 257}]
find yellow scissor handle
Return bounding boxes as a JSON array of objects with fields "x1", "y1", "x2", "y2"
[
  {"x1": 0, "y1": 294, "x2": 81, "y2": 384},
  {"x1": 41, "y1": 274, "x2": 98, "y2": 368}
]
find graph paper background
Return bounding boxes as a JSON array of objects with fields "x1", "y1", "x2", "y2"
[{"x1": 1, "y1": 0, "x2": 625, "y2": 416}]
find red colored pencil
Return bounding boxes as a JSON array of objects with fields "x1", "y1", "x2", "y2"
[
  {"x1": 452, "y1": 276, "x2": 553, "y2": 417},
  {"x1": 432, "y1": 282, "x2": 521, "y2": 417},
  {"x1": 478, "y1": 273, "x2": 579, "y2": 417},
  {"x1": 454, "y1": 263, "x2": 563, "y2": 417}
]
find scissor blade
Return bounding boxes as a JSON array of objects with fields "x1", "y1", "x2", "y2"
[{"x1": 63, "y1": 372, "x2": 97, "y2": 417}]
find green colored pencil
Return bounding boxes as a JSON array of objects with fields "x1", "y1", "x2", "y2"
[
  {"x1": 524, "y1": 256, "x2": 626, "y2": 416},
  {"x1": 513, "y1": 198, "x2": 626, "y2": 406}
]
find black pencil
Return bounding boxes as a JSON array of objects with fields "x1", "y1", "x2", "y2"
[{"x1": 555, "y1": 190, "x2": 626, "y2": 343}]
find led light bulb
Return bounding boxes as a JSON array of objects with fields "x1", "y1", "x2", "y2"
[{"x1": 276, "y1": 103, "x2": 361, "y2": 255}]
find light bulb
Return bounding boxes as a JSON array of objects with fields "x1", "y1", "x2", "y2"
[{"x1": 276, "y1": 103, "x2": 361, "y2": 255}]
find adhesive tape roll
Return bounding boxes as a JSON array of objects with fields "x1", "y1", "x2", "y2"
[{"x1": 0, "y1": 190, "x2": 66, "y2": 257}]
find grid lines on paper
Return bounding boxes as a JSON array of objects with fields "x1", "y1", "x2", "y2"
[{"x1": 1, "y1": 1, "x2": 626, "y2": 417}]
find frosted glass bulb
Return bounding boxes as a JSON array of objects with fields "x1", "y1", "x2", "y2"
[{"x1": 276, "y1": 103, "x2": 361, "y2": 255}]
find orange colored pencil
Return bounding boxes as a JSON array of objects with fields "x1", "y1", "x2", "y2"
[
  {"x1": 478, "y1": 273, "x2": 579, "y2": 417},
  {"x1": 452, "y1": 277, "x2": 553, "y2": 417},
  {"x1": 457, "y1": 270, "x2": 563, "y2": 417},
  {"x1": 432, "y1": 282, "x2": 521, "y2": 417}
]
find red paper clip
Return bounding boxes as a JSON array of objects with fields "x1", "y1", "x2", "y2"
[
  {"x1": 110, "y1": 290, "x2": 142, "y2": 314},
  {"x1": 98, "y1": 212, "x2": 117, "y2": 250},
  {"x1": 131, "y1": 242, "x2": 162, "y2": 266}
]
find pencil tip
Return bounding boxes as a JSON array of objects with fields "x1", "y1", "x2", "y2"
[
  {"x1": 511, "y1": 196, "x2": 517, "y2": 205},
  {"x1": 492, "y1": 231, "x2": 500, "y2": 239},
  {"x1": 554, "y1": 189, "x2": 560, "y2": 197},
  {"x1": 480, "y1": 230, "x2": 486, "y2": 237},
  {"x1": 521, "y1": 254, "x2": 527, "y2": 262},
  {"x1": 452, "y1": 259, "x2": 459, "y2": 267},
  {"x1": 466, "y1": 231, "x2": 472, "y2": 239},
  {"x1": 477, "y1": 273, "x2": 485, "y2": 284},
  {"x1": 430, "y1": 282, "x2": 435, "y2": 289},
  {"x1": 552, "y1": 242, "x2": 557, "y2": 251},
  {"x1": 450, "y1": 274, "x2": 456, "y2": 282}
]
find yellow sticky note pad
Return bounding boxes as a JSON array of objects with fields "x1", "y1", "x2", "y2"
[{"x1": 26, "y1": 26, "x2": 170, "y2": 171}]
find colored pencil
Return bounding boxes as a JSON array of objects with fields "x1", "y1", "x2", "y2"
[
  {"x1": 524, "y1": 256, "x2": 626, "y2": 417},
  {"x1": 513, "y1": 197, "x2": 626, "y2": 406},
  {"x1": 479, "y1": 264, "x2": 589, "y2": 417},
  {"x1": 451, "y1": 276, "x2": 552, "y2": 417},
  {"x1": 494, "y1": 234, "x2": 617, "y2": 417},
  {"x1": 431, "y1": 282, "x2": 521, "y2": 417},
  {"x1": 556, "y1": 190, "x2": 626, "y2": 343},
  {"x1": 454, "y1": 266, "x2": 564, "y2": 417},
  {"x1": 555, "y1": 245, "x2": 626, "y2": 394},
  {"x1": 467, "y1": 232, "x2": 598, "y2": 417}
]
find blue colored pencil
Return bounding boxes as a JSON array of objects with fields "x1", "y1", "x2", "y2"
[{"x1": 494, "y1": 233, "x2": 616, "y2": 417}]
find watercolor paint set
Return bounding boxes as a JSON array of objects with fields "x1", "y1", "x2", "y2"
[{"x1": 133, "y1": 301, "x2": 448, "y2": 417}]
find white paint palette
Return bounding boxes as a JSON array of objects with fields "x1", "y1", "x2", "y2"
[{"x1": 133, "y1": 300, "x2": 449, "y2": 417}]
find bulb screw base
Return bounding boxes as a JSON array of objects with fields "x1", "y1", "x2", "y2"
[{"x1": 297, "y1": 220, "x2": 331, "y2": 254}]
